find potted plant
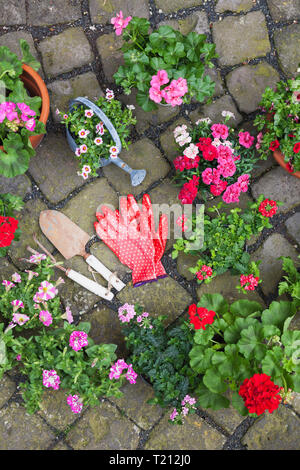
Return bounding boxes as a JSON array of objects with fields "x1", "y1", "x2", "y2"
[
  {"x1": 111, "y1": 11, "x2": 217, "y2": 111},
  {"x1": 254, "y1": 70, "x2": 300, "y2": 177},
  {"x1": 0, "y1": 192, "x2": 23, "y2": 256},
  {"x1": 172, "y1": 112, "x2": 259, "y2": 205},
  {"x1": 0, "y1": 256, "x2": 137, "y2": 414},
  {"x1": 60, "y1": 93, "x2": 146, "y2": 186},
  {"x1": 0, "y1": 39, "x2": 49, "y2": 178}
]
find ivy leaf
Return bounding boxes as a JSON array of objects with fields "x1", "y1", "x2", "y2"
[
  {"x1": 230, "y1": 299, "x2": 263, "y2": 318},
  {"x1": 237, "y1": 322, "x2": 267, "y2": 361},
  {"x1": 195, "y1": 381, "x2": 230, "y2": 410},
  {"x1": 261, "y1": 301, "x2": 296, "y2": 330},
  {"x1": 197, "y1": 293, "x2": 229, "y2": 315},
  {"x1": 203, "y1": 367, "x2": 228, "y2": 394},
  {"x1": 20, "y1": 39, "x2": 41, "y2": 71}
]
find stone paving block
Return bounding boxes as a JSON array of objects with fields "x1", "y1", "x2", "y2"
[
  {"x1": 155, "y1": 0, "x2": 204, "y2": 13},
  {"x1": 0, "y1": 0, "x2": 26, "y2": 25},
  {"x1": 103, "y1": 138, "x2": 171, "y2": 197},
  {"x1": 28, "y1": 133, "x2": 86, "y2": 203},
  {"x1": 48, "y1": 72, "x2": 103, "y2": 122},
  {"x1": 0, "y1": 174, "x2": 31, "y2": 199},
  {"x1": 109, "y1": 377, "x2": 163, "y2": 431},
  {"x1": 202, "y1": 390, "x2": 246, "y2": 434},
  {"x1": 190, "y1": 95, "x2": 242, "y2": 128},
  {"x1": 160, "y1": 117, "x2": 190, "y2": 164},
  {"x1": 90, "y1": 240, "x2": 131, "y2": 279},
  {"x1": 7, "y1": 198, "x2": 54, "y2": 269},
  {"x1": 62, "y1": 178, "x2": 119, "y2": 237},
  {"x1": 27, "y1": 0, "x2": 82, "y2": 26},
  {"x1": 213, "y1": 11, "x2": 271, "y2": 66},
  {"x1": 242, "y1": 405, "x2": 300, "y2": 450},
  {"x1": 87, "y1": 304, "x2": 127, "y2": 357},
  {"x1": 252, "y1": 166, "x2": 300, "y2": 214},
  {"x1": 52, "y1": 441, "x2": 70, "y2": 450},
  {"x1": 145, "y1": 412, "x2": 226, "y2": 450},
  {"x1": 117, "y1": 276, "x2": 193, "y2": 326},
  {"x1": 0, "y1": 258, "x2": 17, "y2": 282},
  {"x1": 158, "y1": 10, "x2": 209, "y2": 35},
  {"x1": 252, "y1": 233, "x2": 299, "y2": 295},
  {"x1": 120, "y1": 90, "x2": 180, "y2": 134},
  {"x1": 147, "y1": 179, "x2": 183, "y2": 250},
  {"x1": 292, "y1": 393, "x2": 300, "y2": 415},
  {"x1": 0, "y1": 375, "x2": 16, "y2": 408},
  {"x1": 0, "y1": 402, "x2": 55, "y2": 450},
  {"x1": 216, "y1": 0, "x2": 253, "y2": 12},
  {"x1": 66, "y1": 400, "x2": 141, "y2": 449},
  {"x1": 285, "y1": 212, "x2": 300, "y2": 246},
  {"x1": 176, "y1": 252, "x2": 200, "y2": 281},
  {"x1": 196, "y1": 271, "x2": 264, "y2": 304},
  {"x1": 0, "y1": 31, "x2": 38, "y2": 63},
  {"x1": 266, "y1": 0, "x2": 300, "y2": 21},
  {"x1": 226, "y1": 62, "x2": 280, "y2": 114},
  {"x1": 96, "y1": 33, "x2": 124, "y2": 82},
  {"x1": 274, "y1": 24, "x2": 300, "y2": 78},
  {"x1": 89, "y1": 0, "x2": 150, "y2": 24},
  {"x1": 38, "y1": 27, "x2": 94, "y2": 77},
  {"x1": 38, "y1": 389, "x2": 81, "y2": 431}
]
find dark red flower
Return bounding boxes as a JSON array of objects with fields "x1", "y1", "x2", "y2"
[
  {"x1": 210, "y1": 180, "x2": 228, "y2": 196},
  {"x1": 269, "y1": 140, "x2": 280, "y2": 151},
  {"x1": 188, "y1": 304, "x2": 216, "y2": 330},
  {"x1": 196, "y1": 137, "x2": 212, "y2": 151},
  {"x1": 258, "y1": 199, "x2": 278, "y2": 218},
  {"x1": 239, "y1": 373, "x2": 282, "y2": 416},
  {"x1": 0, "y1": 216, "x2": 18, "y2": 248},
  {"x1": 286, "y1": 161, "x2": 294, "y2": 173},
  {"x1": 173, "y1": 155, "x2": 200, "y2": 172},
  {"x1": 288, "y1": 134, "x2": 295, "y2": 138},
  {"x1": 293, "y1": 142, "x2": 300, "y2": 153},
  {"x1": 178, "y1": 175, "x2": 199, "y2": 205},
  {"x1": 202, "y1": 144, "x2": 218, "y2": 161}
]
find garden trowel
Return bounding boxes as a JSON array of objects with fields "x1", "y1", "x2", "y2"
[{"x1": 39, "y1": 210, "x2": 125, "y2": 296}]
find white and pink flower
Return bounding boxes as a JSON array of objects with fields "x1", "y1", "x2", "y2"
[
  {"x1": 12, "y1": 313, "x2": 30, "y2": 326},
  {"x1": 37, "y1": 281, "x2": 58, "y2": 301},
  {"x1": 183, "y1": 143, "x2": 199, "y2": 160},
  {"x1": 84, "y1": 109, "x2": 94, "y2": 118},
  {"x1": 78, "y1": 129, "x2": 90, "y2": 139},
  {"x1": 94, "y1": 137, "x2": 103, "y2": 145}
]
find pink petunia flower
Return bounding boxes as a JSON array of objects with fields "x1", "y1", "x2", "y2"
[
  {"x1": 12, "y1": 313, "x2": 30, "y2": 325},
  {"x1": 39, "y1": 310, "x2": 53, "y2": 326},
  {"x1": 11, "y1": 273, "x2": 22, "y2": 283},
  {"x1": 29, "y1": 253, "x2": 46, "y2": 264},
  {"x1": 67, "y1": 394, "x2": 83, "y2": 414},
  {"x1": 109, "y1": 359, "x2": 128, "y2": 380},
  {"x1": 11, "y1": 299, "x2": 24, "y2": 312},
  {"x1": 125, "y1": 364, "x2": 138, "y2": 384},
  {"x1": 2, "y1": 280, "x2": 15, "y2": 291},
  {"x1": 43, "y1": 369, "x2": 61, "y2": 390},
  {"x1": 37, "y1": 281, "x2": 58, "y2": 301},
  {"x1": 69, "y1": 331, "x2": 89, "y2": 351}
]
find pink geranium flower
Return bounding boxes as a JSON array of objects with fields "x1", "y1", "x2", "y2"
[
  {"x1": 150, "y1": 70, "x2": 169, "y2": 88},
  {"x1": 149, "y1": 86, "x2": 163, "y2": 103},
  {"x1": 111, "y1": 10, "x2": 132, "y2": 36}
]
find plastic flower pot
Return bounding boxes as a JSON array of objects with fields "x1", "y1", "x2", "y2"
[
  {"x1": 0, "y1": 63, "x2": 49, "y2": 152},
  {"x1": 272, "y1": 148, "x2": 300, "y2": 179},
  {"x1": 66, "y1": 97, "x2": 146, "y2": 187}
]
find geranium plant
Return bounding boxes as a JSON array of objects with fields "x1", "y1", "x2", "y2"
[
  {"x1": 0, "y1": 39, "x2": 46, "y2": 177},
  {"x1": 172, "y1": 195, "x2": 282, "y2": 283},
  {"x1": 59, "y1": 92, "x2": 136, "y2": 179},
  {"x1": 0, "y1": 192, "x2": 23, "y2": 257},
  {"x1": 111, "y1": 12, "x2": 217, "y2": 111},
  {"x1": 0, "y1": 256, "x2": 137, "y2": 414},
  {"x1": 188, "y1": 292, "x2": 299, "y2": 416},
  {"x1": 254, "y1": 70, "x2": 300, "y2": 172},
  {"x1": 173, "y1": 113, "x2": 259, "y2": 205}
]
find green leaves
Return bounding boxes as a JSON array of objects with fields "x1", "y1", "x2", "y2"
[
  {"x1": 198, "y1": 293, "x2": 229, "y2": 315},
  {"x1": 20, "y1": 39, "x2": 41, "y2": 71},
  {"x1": 0, "y1": 133, "x2": 31, "y2": 178},
  {"x1": 0, "y1": 339, "x2": 7, "y2": 365},
  {"x1": 261, "y1": 301, "x2": 296, "y2": 330},
  {"x1": 203, "y1": 367, "x2": 228, "y2": 394},
  {"x1": 237, "y1": 322, "x2": 267, "y2": 361},
  {"x1": 195, "y1": 382, "x2": 230, "y2": 410}
]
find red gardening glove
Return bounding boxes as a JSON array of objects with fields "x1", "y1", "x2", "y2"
[
  {"x1": 94, "y1": 205, "x2": 157, "y2": 287},
  {"x1": 125, "y1": 194, "x2": 168, "y2": 279}
]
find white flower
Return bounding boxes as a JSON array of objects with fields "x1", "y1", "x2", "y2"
[
  {"x1": 195, "y1": 117, "x2": 212, "y2": 125},
  {"x1": 176, "y1": 132, "x2": 192, "y2": 147},
  {"x1": 126, "y1": 104, "x2": 135, "y2": 110},
  {"x1": 94, "y1": 137, "x2": 103, "y2": 145},
  {"x1": 78, "y1": 129, "x2": 90, "y2": 138},
  {"x1": 109, "y1": 145, "x2": 119, "y2": 155},
  {"x1": 106, "y1": 88, "x2": 114, "y2": 100},
  {"x1": 80, "y1": 144, "x2": 88, "y2": 153},
  {"x1": 183, "y1": 143, "x2": 199, "y2": 159},
  {"x1": 89, "y1": 25, "x2": 96, "y2": 31},
  {"x1": 85, "y1": 109, "x2": 94, "y2": 118},
  {"x1": 173, "y1": 125, "x2": 187, "y2": 138},
  {"x1": 82, "y1": 165, "x2": 91, "y2": 174},
  {"x1": 221, "y1": 110, "x2": 235, "y2": 120},
  {"x1": 75, "y1": 148, "x2": 81, "y2": 157}
]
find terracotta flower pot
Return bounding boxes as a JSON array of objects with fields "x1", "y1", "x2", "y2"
[
  {"x1": 273, "y1": 148, "x2": 300, "y2": 179},
  {"x1": 0, "y1": 63, "x2": 50, "y2": 151}
]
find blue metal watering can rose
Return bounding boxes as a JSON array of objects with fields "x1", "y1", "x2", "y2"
[{"x1": 66, "y1": 97, "x2": 147, "y2": 186}]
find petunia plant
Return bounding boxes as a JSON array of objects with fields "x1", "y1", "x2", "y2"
[
  {"x1": 254, "y1": 70, "x2": 300, "y2": 172},
  {"x1": 172, "y1": 112, "x2": 259, "y2": 205},
  {"x1": 172, "y1": 195, "x2": 282, "y2": 284},
  {"x1": 0, "y1": 39, "x2": 46, "y2": 177},
  {"x1": 111, "y1": 12, "x2": 217, "y2": 111},
  {"x1": 59, "y1": 92, "x2": 136, "y2": 178},
  {"x1": 0, "y1": 192, "x2": 23, "y2": 257}
]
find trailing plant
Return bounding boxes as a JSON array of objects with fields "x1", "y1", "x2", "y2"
[
  {"x1": 0, "y1": 256, "x2": 137, "y2": 414},
  {"x1": 111, "y1": 12, "x2": 217, "y2": 111},
  {"x1": 59, "y1": 92, "x2": 136, "y2": 179},
  {"x1": 0, "y1": 39, "x2": 46, "y2": 177},
  {"x1": 278, "y1": 255, "x2": 300, "y2": 309},
  {"x1": 172, "y1": 112, "x2": 259, "y2": 205},
  {"x1": 188, "y1": 292, "x2": 299, "y2": 416},
  {"x1": 0, "y1": 192, "x2": 23, "y2": 257},
  {"x1": 172, "y1": 195, "x2": 281, "y2": 284},
  {"x1": 254, "y1": 70, "x2": 300, "y2": 172}
]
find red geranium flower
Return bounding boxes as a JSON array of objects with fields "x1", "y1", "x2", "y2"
[
  {"x1": 196, "y1": 264, "x2": 213, "y2": 281},
  {"x1": 240, "y1": 274, "x2": 259, "y2": 291},
  {"x1": 239, "y1": 373, "x2": 282, "y2": 416},
  {"x1": 202, "y1": 144, "x2": 218, "y2": 161},
  {"x1": 178, "y1": 175, "x2": 199, "y2": 205},
  {"x1": 293, "y1": 142, "x2": 300, "y2": 153},
  {"x1": 269, "y1": 140, "x2": 280, "y2": 151},
  {"x1": 0, "y1": 216, "x2": 18, "y2": 248},
  {"x1": 258, "y1": 199, "x2": 278, "y2": 218},
  {"x1": 188, "y1": 304, "x2": 216, "y2": 330}
]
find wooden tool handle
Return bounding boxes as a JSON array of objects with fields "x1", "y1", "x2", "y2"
[
  {"x1": 85, "y1": 255, "x2": 125, "y2": 292},
  {"x1": 67, "y1": 269, "x2": 114, "y2": 301}
]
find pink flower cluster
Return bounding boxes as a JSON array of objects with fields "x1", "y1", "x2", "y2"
[
  {"x1": 178, "y1": 175, "x2": 200, "y2": 205},
  {"x1": 173, "y1": 154, "x2": 200, "y2": 172},
  {"x1": 196, "y1": 265, "x2": 213, "y2": 281},
  {"x1": 222, "y1": 174, "x2": 250, "y2": 204},
  {"x1": 149, "y1": 70, "x2": 188, "y2": 107},
  {"x1": 118, "y1": 303, "x2": 136, "y2": 323},
  {"x1": 67, "y1": 394, "x2": 83, "y2": 414},
  {"x1": 240, "y1": 274, "x2": 260, "y2": 291},
  {"x1": 0, "y1": 102, "x2": 36, "y2": 131},
  {"x1": 111, "y1": 10, "x2": 132, "y2": 36},
  {"x1": 69, "y1": 331, "x2": 89, "y2": 351},
  {"x1": 43, "y1": 369, "x2": 61, "y2": 390},
  {"x1": 169, "y1": 395, "x2": 197, "y2": 423},
  {"x1": 109, "y1": 359, "x2": 138, "y2": 384}
]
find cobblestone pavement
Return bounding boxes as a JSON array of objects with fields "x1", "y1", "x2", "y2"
[{"x1": 0, "y1": 0, "x2": 300, "y2": 451}]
